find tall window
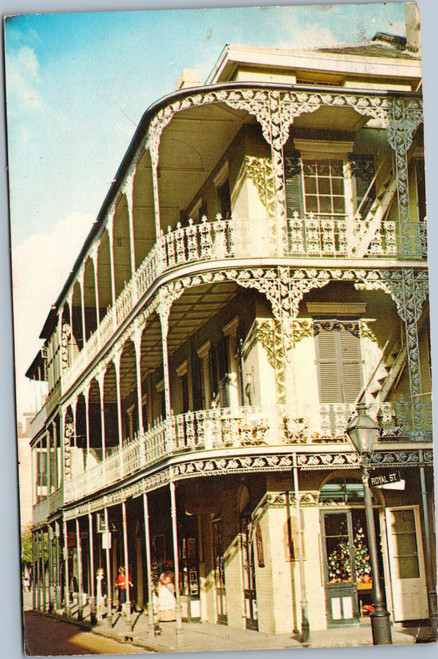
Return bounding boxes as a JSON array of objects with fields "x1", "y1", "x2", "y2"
[
  {"x1": 302, "y1": 159, "x2": 346, "y2": 217},
  {"x1": 315, "y1": 321, "x2": 363, "y2": 403}
]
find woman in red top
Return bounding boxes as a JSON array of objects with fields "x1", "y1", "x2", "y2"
[{"x1": 115, "y1": 566, "x2": 133, "y2": 615}]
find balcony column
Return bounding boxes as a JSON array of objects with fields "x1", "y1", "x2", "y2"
[
  {"x1": 88, "y1": 512, "x2": 96, "y2": 624},
  {"x1": 62, "y1": 515, "x2": 71, "y2": 616},
  {"x1": 48, "y1": 524, "x2": 54, "y2": 612},
  {"x1": 150, "y1": 152, "x2": 161, "y2": 242},
  {"x1": 104, "y1": 507, "x2": 113, "y2": 619},
  {"x1": 292, "y1": 453, "x2": 309, "y2": 643},
  {"x1": 142, "y1": 491, "x2": 155, "y2": 635},
  {"x1": 67, "y1": 290, "x2": 74, "y2": 364},
  {"x1": 131, "y1": 329, "x2": 144, "y2": 436},
  {"x1": 43, "y1": 528, "x2": 48, "y2": 612},
  {"x1": 170, "y1": 480, "x2": 183, "y2": 637},
  {"x1": 55, "y1": 520, "x2": 62, "y2": 609},
  {"x1": 78, "y1": 266, "x2": 86, "y2": 348},
  {"x1": 122, "y1": 499, "x2": 131, "y2": 620},
  {"x1": 107, "y1": 210, "x2": 116, "y2": 306},
  {"x1": 124, "y1": 173, "x2": 136, "y2": 278},
  {"x1": 72, "y1": 395, "x2": 79, "y2": 478},
  {"x1": 90, "y1": 245, "x2": 100, "y2": 328},
  {"x1": 35, "y1": 531, "x2": 40, "y2": 610},
  {"x1": 46, "y1": 430, "x2": 50, "y2": 496},
  {"x1": 31, "y1": 532, "x2": 36, "y2": 609},
  {"x1": 84, "y1": 383, "x2": 91, "y2": 469},
  {"x1": 113, "y1": 352, "x2": 124, "y2": 450},
  {"x1": 97, "y1": 370, "x2": 107, "y2": 460},
  {"x1": 76, "y1": 517, "x2": 84, "y2": 620},
  {"x1": 158, "y1": 300, "x2": 172, "y2": 418}
]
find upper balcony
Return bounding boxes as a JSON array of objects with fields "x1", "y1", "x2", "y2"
[{"x1": 61, "y1": 207, "x2": 427, "y2": 395}]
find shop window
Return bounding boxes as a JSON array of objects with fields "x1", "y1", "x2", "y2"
[{"x1": 314, "y1": 320, "x2": 363, "y2": 404}]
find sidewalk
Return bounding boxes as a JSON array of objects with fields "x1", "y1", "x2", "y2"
[{"x1": 23, "y1": 592, "x2": 431, "y2": 653}]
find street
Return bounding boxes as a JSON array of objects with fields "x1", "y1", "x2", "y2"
[{"x1": 24, "y1": 611, "x2": 147, "y2": 656}]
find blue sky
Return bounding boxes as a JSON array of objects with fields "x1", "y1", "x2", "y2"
[{"x1": 3, "y1": 2, "x2": 406, "y2": 419}]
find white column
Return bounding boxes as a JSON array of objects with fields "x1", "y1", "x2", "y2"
[
  {"x1": 97, "y1": 371, "x2": 106, "y2": 459},
  {"x1": 88, "y1": 512, "x2": 96, "y2": 623},
  {"x1": 158, "y1": 302, "x2": 172, "y2": 418},
  {"x1": 63, "y1": 516, "x2": 71, "y2": 615},
  {"x1": 67, "y1": 292, "x2": 74, "y2": 365},
  {"x1": 151, "y1": 153, "x2": 161, "y2": 242},
  {"x1": 113, "y1": 352, "x2": 124, "y2": 449},
  {"x1": 142, "y1": 491, "x2": 155, "y2": 635},
  {"x1": 104, "y1": 507, "x2": 112, "y2": 618},
  {"x1": 122, "y1": 500, "x2": 131, "y2": 620},
  {"x1": 90, "y1": 245, "x2": 101, "y2": 328},
  {"x1": 170, "y1": 481, "x2": 183, "y2": 635},
  {"x1": 107, "y1": 210, "x2": 116, "y2": 306},
  {"x1": 84, "y1": 383, "x2": 91, "y2": 469},
  {"x1": 76, "y1": 517, "x2": 83, "y2": 619},
  {"x1": 132, "y1": 330, "x2": 144, "y2": 435},
  {"x1": 79, "y1": 266, "x2": 86, "y2": 347},
  {"x1": 124, "y1": 173, "x2": 136, "y2": 277}
]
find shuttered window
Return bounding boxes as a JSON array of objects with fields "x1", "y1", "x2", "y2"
[{"x1": 315, "y1": 323, "x2": 363, "y2": 403}]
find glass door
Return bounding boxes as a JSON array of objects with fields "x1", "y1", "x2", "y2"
[{"x1": 322, "y1": 511, "x2": 359, "y2": 625}]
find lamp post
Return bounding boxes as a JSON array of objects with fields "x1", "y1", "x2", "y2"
[{"x1": 346, "y1": 402, "x2": 392, "y2": 645}]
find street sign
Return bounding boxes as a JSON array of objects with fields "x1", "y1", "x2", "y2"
[{"x1": 369, "y1": 471, "x2": 405, "y2": 490}]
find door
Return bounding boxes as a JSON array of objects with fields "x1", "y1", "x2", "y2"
[
  {"x1": 385, "y1": 506, "x2": 428, "y2": 621},
  {"x1": 322, "y1": 509, "x2": 376, "y2": 625},
  {"x1": 322, "y1": 511, "x2": 358, "y2": 625},
  {"x1": 212, "y1": 519, "x2": 227, "y2": 625},
  {"x1": 240, "y1": 516, "x2": 258, "y2": 631}
]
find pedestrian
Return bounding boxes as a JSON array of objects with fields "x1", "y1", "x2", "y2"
[
  {"x1": 156, "y1": 571, "x2": 176, "y2": 622},
  {"x1": 115, "y1": 566, "x2": 133, "y2": 616},
  {"x1": 96, "y1": 567, "x2": 106, "y2": 621},
  {"x1": 23, "y1": 566, "x2": 30, "y2": 592}
]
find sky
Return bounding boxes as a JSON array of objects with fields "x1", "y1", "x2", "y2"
[{"x1": 2, "y1": 2, "x2": 410, "y2": 422}]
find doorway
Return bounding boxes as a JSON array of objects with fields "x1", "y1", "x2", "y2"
[
  {"x1": 321, "y1": 508, "x2": 379, "y2": 625},
  {"x1": 240, "y1": 514, "x2": 258, "y2": 631}
]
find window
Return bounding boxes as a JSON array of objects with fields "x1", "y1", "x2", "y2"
[
  {"x1": 315, "y1": 321, "x2": 363, "y2": 404},
  {"x1": 303, "y1": 159, "x2": 346, "y2": 216},
  {"x1": 197, "y1": 342, "x2": 212, "y2": 409},
  {"x1": 285, "y1": 140, "x2": 357, "y2": 221}
]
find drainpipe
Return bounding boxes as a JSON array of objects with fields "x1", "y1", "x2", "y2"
[{"x1": 292, "y1": 452, "x2": 310, "y2": 643}]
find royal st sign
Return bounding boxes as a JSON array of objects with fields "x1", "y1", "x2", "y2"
[{"x1": 369, "y1": 471, "x2": 405, "y2": 490}]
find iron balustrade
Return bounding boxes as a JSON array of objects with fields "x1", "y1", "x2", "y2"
[
  {"x1": 61, "y1": 214, "x2": 427, "y2": 394},
  {"x1": 61, "y1": 400, "x2": 432, "y2": 504}
]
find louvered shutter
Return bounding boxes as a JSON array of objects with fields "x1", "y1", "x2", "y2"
[
  {"x1": 284, "y1": 153, "x2": 304, "y2": 218},
  {"x1": 316, "y1": 330, "x2": 343, "y2": 404},
  {"x1": 339, "y1": 328, "x2": 363, "y2": 402},
  {"x1": 316, "y1": 324, "x2": 362, "y2": 404}
]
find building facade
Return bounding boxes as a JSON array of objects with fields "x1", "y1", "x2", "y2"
[{"x1": 27, "y1": 31, "x2": 436, "y2": 637}]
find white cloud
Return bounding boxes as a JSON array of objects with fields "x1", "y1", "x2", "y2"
[
  {"x1": 11, "y1": 211, "x2": 93, "y2": 420},
  {"x1": 6, "y1": 46, "x2": 43, "y2": 109}
]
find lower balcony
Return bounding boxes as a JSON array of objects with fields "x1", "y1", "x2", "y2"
[
  {"x1": 33, "y1": 488, "x2": 64, "y2": 525},
  {"x1": 63, "y1": 400, "x2": 432, "y2": 504}
]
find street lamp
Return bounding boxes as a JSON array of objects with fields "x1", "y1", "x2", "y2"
[{"x1": 346, "y1": 401, "x2": 392, "y2": 645}]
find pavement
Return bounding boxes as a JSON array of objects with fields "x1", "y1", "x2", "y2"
[{"x1": 22, "y1": 591, "x2": 435, "y2": 653}]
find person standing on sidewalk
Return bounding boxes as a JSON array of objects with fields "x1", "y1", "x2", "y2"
[{"x1": 115, "y1": 566, "x2": 132, "y2": 616}]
